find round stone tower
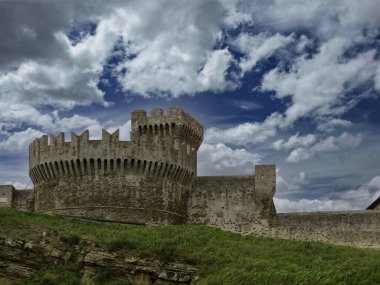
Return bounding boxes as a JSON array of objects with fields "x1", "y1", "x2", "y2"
[{"x1": 28, "y1": 107, "x2": 203, "y2": 224}]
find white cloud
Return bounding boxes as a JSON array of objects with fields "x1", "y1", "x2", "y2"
[
  {"x1": 198, "y1": 143, "x2": 261, "y2": 175},
  {"x1": 107, "y1": 120, "x2": 131, "y2": 141},
  {"x1": 0, "y1": 123, "x2": 16, "y2": 135},
  {"x1": 316, "y1": 118, "x2": 353, "y2": 132},
  {"x1": 2, "y1": 181, "x2": 28, "y2": 190},
  {"x1": 262, "y1": 38, "x2": 379, "y2": 124},
  {"x1": 295, "y1": 35, "x2": 313, "y2": 53},
  {"x1": 198, "y1": 48, "x2": 235, "y2": 91},
  {"x1": 54, "y1": 114, "x2": 100, "y2": 133},
  {"x1": 286, "y1": 148, "x2": 311, "y2": 163},
  {"x1": 275, "y1": 175, "x2": 380, "y2": 212},
  {"x1": 0, "y1": 0, "x2": 379, "y2": 109},
  {"x1": 116, "y1": 1, "x2": 237, "y2": 97},
  {"x1": 232, "y1": 32, "x2": 294, "y2": 74},
  {"x1": 205, "y1": 112, "x2": 285, "y2": 146},
  {"x1": 0, "y1": 103, "x2": 54, "y2": 129},
  {"x1": 298, "y1": 171, "x2": 306, "y2": 182},
  {"x1": 286, "y1": 132, "x2": 362, "y2": 163},
  {"x1": 245, "y1": 1, "x2": 380, "y2": 41},
  {"x1": 0, "y1": 15, "x2": 119, "y2": 108},
  {"x1": 340, "y1": 176, "x2": 380, "y2": 208},
  {"x1": 312, "y1": 132, "x2": 362, "y2": 152},
  {"x1": 276, "y1": 172, "x2": 300, "y2": 194},
  {"x1": 0, "y1": 128, "x2": 44, "y2": 151},
  {"x1": 272, "y1": 133, "x2": 316, "y2": 151},
  {"x1": 274, "y1": 197, "x2": 355, "y2": 213}
]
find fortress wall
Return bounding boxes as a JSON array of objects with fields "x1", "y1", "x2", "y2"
[
  {"x1": 188, "y1": 175, "x2": 257, "y2": 232},
  {"x1": 0, "y1": 185, "x2": 14, "y2": 208},
  {"x1": 30, "y1": 153, "x2": 194, "y2": 187},
  {"x1": 130, "y1": 108, "x2": 202, "y2": 173},
  {"x1": 28, "y1": 108, "x2": 203, "y2": 225},
  {"x1": 34, "y1": 172, "x2": 190, "y2": 225},
  {"x1": 188, "y1": 165, "x2": 276, "y2": 233},
  {"x1": 29, "y1": 109, "x2": 203, "y2": 185},
  {"x1": 13, "y1": 190, "x2": 34, "y2": 211},
  {"x1": 269, "y1": 211, "x2": 380, "y2": 249}
]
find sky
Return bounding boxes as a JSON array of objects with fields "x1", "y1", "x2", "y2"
[{"x1": 0, "y1": 0, "x2": 379, "y2": 213}]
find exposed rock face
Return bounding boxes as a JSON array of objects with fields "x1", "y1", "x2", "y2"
[{"x1": 0, "y1": 232, "x2": 197, "y2": 284}]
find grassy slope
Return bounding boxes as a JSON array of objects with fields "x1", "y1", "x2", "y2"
[{"x1": 1, "y1": 208, "x2": 379, "y2": 285}]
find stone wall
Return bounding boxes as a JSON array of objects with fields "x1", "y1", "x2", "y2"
[
  {"x1": 35, "y1": 174, "x2": 189, "y2": 224},
  {"x1": 29, "y1": 108, "x2": 203, "y2": 225},
  {"x1": 0, "y1": 186, "x2": 14, "y2": 208},
  {"x1": 188, "y1": 165, "x2": 276, "y2": 234},
  {"x1": 268, "y1": 211, "x2": 380, "y2": 249},
  {"x1": 13, "y1": 190, "x2": 34, "y2": 211}
]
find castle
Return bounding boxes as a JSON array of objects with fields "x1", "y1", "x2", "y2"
[{"x1": 0, "y1": 108, "x2": 379, "y2": 248}]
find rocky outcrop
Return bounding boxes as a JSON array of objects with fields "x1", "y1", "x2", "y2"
[{"x1": 0, "y1": 231, "x2": 197, "y2": 284}]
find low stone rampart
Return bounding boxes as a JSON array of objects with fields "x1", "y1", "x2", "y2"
[
  {"x1": 188, "y1": 165, "x2": 276, "y2": 233},
  {"x1": 13, "y1": 190, "x2": 34, "y2": 211},
  {"x1": 268, "y1": 211, "x2": 380, "y2": 249},
  {"x1": 188, "y1": 175, "x2": 256, "y2": 232}
]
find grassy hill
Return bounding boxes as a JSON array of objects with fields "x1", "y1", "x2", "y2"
[{"x1": 1, "y1": 208, "x2": 379, "y2": 285}]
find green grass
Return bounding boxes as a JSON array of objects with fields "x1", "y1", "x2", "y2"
[{"x1": 1, "y1": 208, "x2": 380, "y2": 285}]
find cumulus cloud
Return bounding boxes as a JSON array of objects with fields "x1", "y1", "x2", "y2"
[
  {"x1": 54, "y1": 114, "x2": 100, "y2": 133},
  {"x1": 116, "y1": 1, "x2": 236, "y2": 97},
  {"x1": 262, "y1": 38, "x2": 379, "y2": 124},
  {"x1": 340, "y1": 176, "x2": 380, "y2": 208},
  {"x1": 272, "y1": 133, "x2": 316, "y2": 151},
  {"x1": 205, "y1": 112, "x2": 285, "y2": 146},
  {"x1": 0, "y1": 103, "x2": 54, "y2": 129},
  {"x1": 286, "y1": 132, "x2": 362, "y2": 163},
  {"x1": 316, "y1": 118, "x2": 353, "y2": 132},
  {"x1": 276, "y1": 173, "x2": 300, "y2": 194},
  {"x1": 245, "y1": 0, "x2": 380, "y2": 41},
  {"x1": 0, "y1": 128, "x2": 45, "y2": 151},
  {"x1": 274, "y1": 197, "x2": 355, "y2": 213},
  {"x1": 275, "y1": 175, "x2": 380, "y2": 212},
  {"x1": 0, "y1": 16, "x2": 119, "y2": 108},
  {"x1": 232, "y1": 32, "x2": 294, "y2": 74},
  {"x1": 198, "y1": 143, "x2": 261, "y2": 175}
]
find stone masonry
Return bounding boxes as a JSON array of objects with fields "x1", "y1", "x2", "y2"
[{"x1": 1, "y1": 107, "x2": 379, "y2": 248}]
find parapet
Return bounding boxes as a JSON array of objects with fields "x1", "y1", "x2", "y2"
[
  {"x1": 131, "y1": 107, "x2": 203, "y2": 150},
  {"x1": 28, "y1": 108, "x2": 203, "y2": 188},
  {"x1": 29, "y1": 129, "x2": 129, "y2": 169}
]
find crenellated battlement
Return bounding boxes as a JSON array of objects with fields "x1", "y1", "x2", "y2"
[
  {"x1": 29, "y1": 129, "x2": 131, "y2": 169},
  {"x1": 29, "y1": 108, "x2": 203, "y2": 194},
  {"x1": 28, "y1": 107, "x2": 201, "y2": 224},
  {"x1": 131, "y1": 107, "x2": 203, "y2": 150}
]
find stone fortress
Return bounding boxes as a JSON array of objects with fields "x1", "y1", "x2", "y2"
[{"x1": 0, "y1": 107, "x2": 379, "y2": 248}]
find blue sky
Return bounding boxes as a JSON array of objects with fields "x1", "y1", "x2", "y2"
[{"x1": 0, "y1": 0, "x2": 380, "y2": 212}]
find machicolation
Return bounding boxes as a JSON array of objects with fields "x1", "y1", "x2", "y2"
[
  {"x1": 29, "y1": 107, "x2": 203, "y2": 224},
  {"x1": 1, "y1": 107, "x2": 379, "y2": 249}
]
